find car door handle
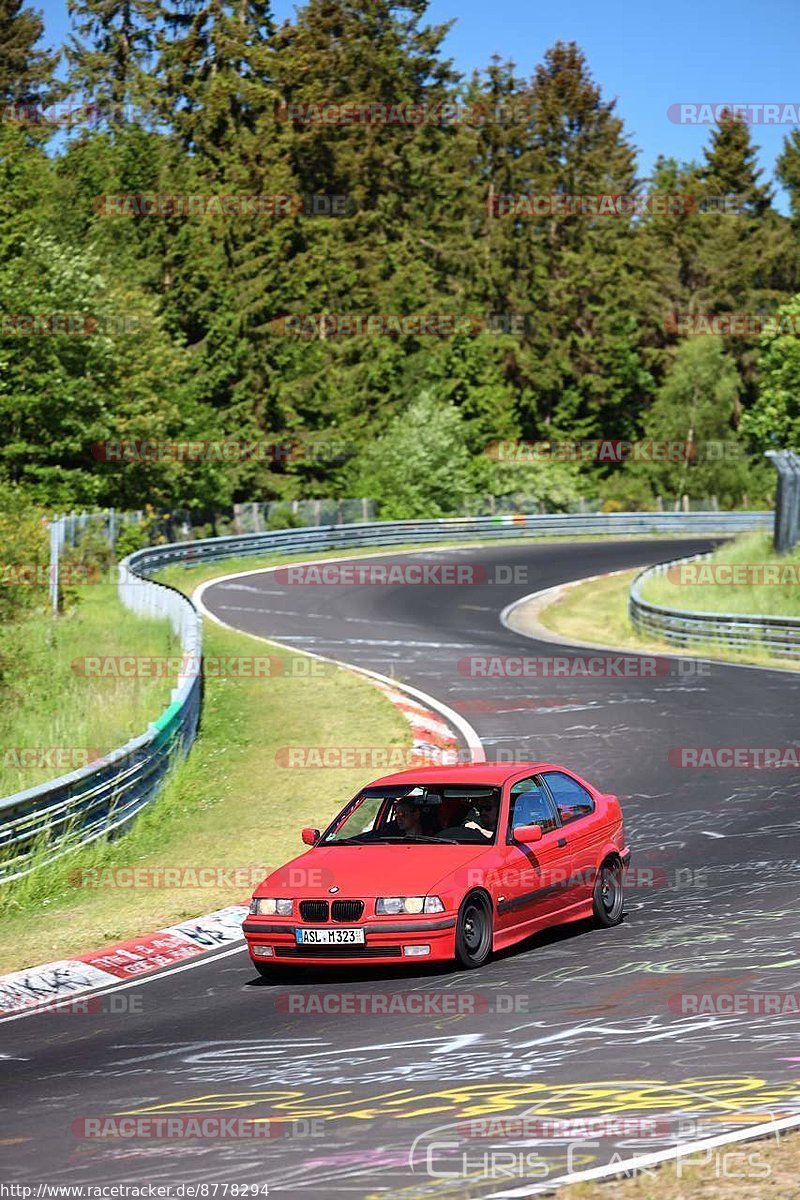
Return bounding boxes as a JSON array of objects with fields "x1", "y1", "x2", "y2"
[{"x1": 557, "y1": 838, "x2": 567, "y2": 847}]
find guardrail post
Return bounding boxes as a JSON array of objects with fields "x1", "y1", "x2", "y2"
[
  {"x1": 789, "y1": 453, "x2": 800, "y2": 551},
  {"x1": 766, "y1": 450, "x2": 800, "y2": 553},
  {"x1": 48, "y1": 517, "x2": 60, "y2": 616}
]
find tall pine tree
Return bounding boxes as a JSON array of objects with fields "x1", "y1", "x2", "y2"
[
  {"x1": 0, "y1": 0, "x2": 57, "y2": 103},
  {"x1": 66, "y1": 0, "x2": 156, "y2": 116}
]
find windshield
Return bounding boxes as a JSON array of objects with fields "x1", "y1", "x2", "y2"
[{"x1": 321, "y1": 784, "x2": 502, "y2": 845}]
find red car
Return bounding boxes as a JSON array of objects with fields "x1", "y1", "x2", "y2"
[{"x1": 244, "y1": 762, "x2": 630, "y2": 974}]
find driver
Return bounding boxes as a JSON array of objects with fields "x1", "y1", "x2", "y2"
[
  {"x1": 464, "y1": 794, "x2": 500, "y2": 840},
  {"x1": 393, "y1": 799, "x2": 424, "y2": 838}
]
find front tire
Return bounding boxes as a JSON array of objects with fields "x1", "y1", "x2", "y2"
[
  {"x1": 593, "y1": 858, "x2": 625, "y2": 927},
  {"x1": 253, "y1": 960, "x2": 275, "y2": 980},
  {"x1": 455, "y1": 893, "x2": 493, "y2": 969}
]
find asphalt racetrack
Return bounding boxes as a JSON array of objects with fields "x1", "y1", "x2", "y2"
[{"x1": 3, "y1": 538, "x2": 800, "y2": 1198}]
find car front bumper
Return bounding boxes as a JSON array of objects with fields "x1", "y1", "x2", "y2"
[{"x1": 243, "y1": 915, "x2": 457, "y2": 966}]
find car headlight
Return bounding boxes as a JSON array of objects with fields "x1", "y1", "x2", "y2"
[
  {"x1": 249, "y1": 898, "x2": 293, "y2": 916},
  {"x1": 376, "y1": 896, "x2": 445, "y2": 915}
]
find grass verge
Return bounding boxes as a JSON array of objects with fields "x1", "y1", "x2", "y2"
[
  {"x1": 561, "y1": 1127, "x2": 800, "y2": 1199},
  {"x1": 535, "y1": 564, "x2": 799, "y2": 672},
  {"x1": 0, "y1": 584, "x2": 178, "y2": 794},
  {"x1": 640, "y1": 532, "x2": 800, "y2": 616},
  {"x1": 0, "y1": 618, "x2": 410, "y2": 974}
]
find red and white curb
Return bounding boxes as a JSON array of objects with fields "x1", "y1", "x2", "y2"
[
  {"x1": 0, "y1": 905, "x2": 249, "y2": 1017},
  {"x1": 192, "y1": 557, "x2": 486, "y2": 762},
  {"x1": 0, "y1": 605, "x2": 475, "y2": 1019},
  {"x1": 371, "y1": 680, "x2": 461, "y2": 764}
]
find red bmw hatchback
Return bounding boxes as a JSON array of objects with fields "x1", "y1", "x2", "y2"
[{"x1": 244, "y1": 762, "x2": 630, "y2": 975}]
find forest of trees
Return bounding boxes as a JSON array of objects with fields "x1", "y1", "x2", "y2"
[{"x1": 2, "y1": 0, "x2": 800, "y2": 519}]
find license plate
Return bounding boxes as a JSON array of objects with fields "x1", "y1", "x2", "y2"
[{"x1": 296, "y1": 927, "x2": 365, "y2": 945}]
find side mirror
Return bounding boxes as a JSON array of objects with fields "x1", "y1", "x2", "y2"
[
  {"x1": 514, "y1": 823, "x2": 543, "y2": 844},
  {"x1": 301, "y1": 827, "x2": 320, "y2": 846}
]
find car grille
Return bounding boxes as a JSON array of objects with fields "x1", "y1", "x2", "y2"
[
  {"x1": 275, "y1": 945, "x2": 401, "y2": 959},
  {"x1": 299, "y1": 900, "x2": 329, "y2": 923},
  {"x1": 298, "y1": 899, "x2": 365, "y2": 923},
  {"x1": 331, "y1": 900, "x2": 364, "y2": 922}
]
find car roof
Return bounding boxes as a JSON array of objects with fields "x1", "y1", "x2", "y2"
[{"x1": 368, "y1": 762, "x2": 563, "y2": 787}]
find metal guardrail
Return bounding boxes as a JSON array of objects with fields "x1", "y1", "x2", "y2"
[
  {"x1": 128, "y1": 510, "x2": 773, "y2": 577},
  {"x1": 0, "y1": 508, "x2": 773, "y2": 882},
  {"x1": 0, "y1": 564, "x2": 202, "y2": 883},
  {"x1": 629, "y1": 549, "x2": 800, "y2": 660}
]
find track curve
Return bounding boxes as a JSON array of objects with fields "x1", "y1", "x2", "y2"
[{"x1": 2, "y1": 538, "x2": 799, "y2": 1198}]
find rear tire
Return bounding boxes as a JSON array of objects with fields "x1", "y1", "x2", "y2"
[
  {"x1": 455, "y1": 893, "x2": 493, "y2": 969},
  {"x1": 593, "y1": 858, "x2": 625, "y2": 927}
]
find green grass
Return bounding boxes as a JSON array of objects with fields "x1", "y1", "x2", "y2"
[
  {"x1": 560, "y1": 1127, "x2": 800, "y2": 1200},
  {"x1": 640, "y1": 532, "x2": 800, "y2": 616},
  {"x1": 534, "y1": 558, "x2": 799, "y2": 672},
  {"x1": 536, "y1": 568, "x2": 645, "y2": 648},
  {"x1": 0, "y1": 584, "x2": 178, "y2": 794},
  {"x1": 0, "y1": 619, "x2": 410, "y2": 973}
]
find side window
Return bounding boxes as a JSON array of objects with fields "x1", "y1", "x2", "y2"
[
  {"x1": 508, "y1": 777, "x2": 559, "y2": 836},
  {"x1": 542, "y1": 771, "x2": 594, "y2": 825}
]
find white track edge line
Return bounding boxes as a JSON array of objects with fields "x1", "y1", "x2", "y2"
[
  {"x1": 481, "y1": 1111, "x2": 800, "y2": 1197},
  {"x1": 500, "y1": 569, "x2": 800, "y2": 676},
  {"x1": 194, "y1": 560, "x2": 485, "y2": 761},
  {"x1": 0, "y1": 550, "x2": 487, "y2": 1023},
  {"x1": 0, "y1": 944, "x2": 247, "y2": 1025}
]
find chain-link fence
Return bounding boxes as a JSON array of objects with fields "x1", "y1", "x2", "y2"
[{"x1": 231, "y1": 498, "x2": 376, "y2": 532}]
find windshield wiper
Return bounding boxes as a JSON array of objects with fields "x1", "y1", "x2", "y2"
[
  {"x1": 374, "y1": 834, "x2": 460, "y2": 844},
  {"x1": 324, "y1": 834, "x2": 374, "y2": 844}
]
